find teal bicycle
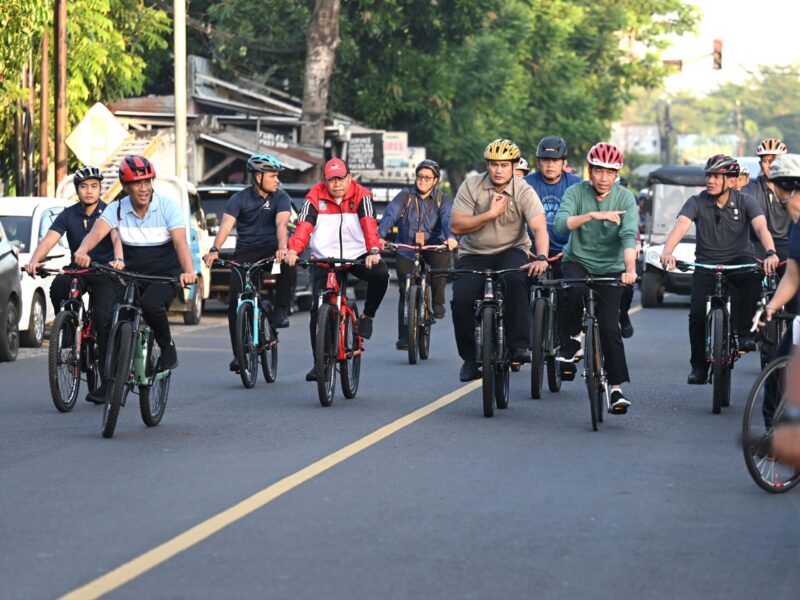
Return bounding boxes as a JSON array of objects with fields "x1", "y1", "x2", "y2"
[{"x1": 215, "y1": 257, "x2": 278, "y2": 388}]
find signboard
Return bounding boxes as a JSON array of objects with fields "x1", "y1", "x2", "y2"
[
  {"x1": 348, "y1": 133, "x2": 384, "y2": 170},
  {"x1": 66, "y1": 102, "x2": 130, "y2": 166}
]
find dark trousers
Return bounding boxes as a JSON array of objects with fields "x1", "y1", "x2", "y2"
[
  {"x1": 138, "y1": 281, "x2": 179, "y2": 349},
  {"x1": 227, "y1": 245, "x2": 294, "y2": 355},
  {"x1": 395, "y1": 251, "x2": 451, "y2": 342},
  {"x1": 688, "y1": 259, "x2": 761, "y2": 369},
  {"x1": 50, "y1": 273, "x2": 121, "y2": 376},
  {"x1": 620, "y1": 285, "x2": 634, "y2": 319},
  {"x1": 559, "y1": 261, "x2": 630, "y2": 385},
  {"x1": 451, "y1": 248, "x2": 529, "y2": 362},
  {"x1": 308, "y1": 258, "x2": 389, "y2": 357}
]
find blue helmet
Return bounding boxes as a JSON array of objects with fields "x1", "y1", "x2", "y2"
[{"x1": 247, "y1": 154, "x2": 284, "y2": 173}]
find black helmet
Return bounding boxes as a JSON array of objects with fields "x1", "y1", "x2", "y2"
[
  {"x1": 536, "y1": 136, "x2": 568, "y2": 159},
  {"x1": 415, "y1": 159, "x2": 440, "y2": 179},
  {"x1": 73, "y1": 165, "x2": 103, "y2": 185},
  {"x1": 704, "y1": 154, "x2": 740, "y2": 177}
]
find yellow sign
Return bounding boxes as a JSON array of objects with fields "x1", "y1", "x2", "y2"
[{"x1": 66, "y1": 102, "x2": 130, "y2": 166}]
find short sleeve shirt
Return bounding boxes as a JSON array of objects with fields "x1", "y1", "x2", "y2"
[
  {"x1": 678, "y1": 189, "x2": 763, "y2": 263},
  {"x1": 452, "y1": 173, "x2": 544, "y2": 255},
  {"x1": 50, "y1": 201, "x2": 115, "y2": 264},
  {"x1": 224, "y1": 186, "x2": 291, "y2": 249}
]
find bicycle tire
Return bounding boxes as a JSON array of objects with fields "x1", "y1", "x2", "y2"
[
  {"x1": 259, "y1": 309, "x2": 278, "y2": 383},
  {"x1": 418, "y1": 283, "x2": 432, "y2": 360},
  {"x1": 742, "y1": 355, "x2": 800, "y2": 493},
  {"x1": 546, "y1": 299, "x2": 562, "y2": 393},
  {"x1": 481, "y1": 306, "x2": 495, "y2": 418},
  {"x1": 235, "y1": 302, "x2": 258, "y2": 389},
  {"x1": 139, "y1": 334, "x2": 170, "y2": 427},
  {"x1": 710, "y1": 308, "x2": 728, "y2": 414},
  {"x1": 407, "y1": 285, "x2": 420, "y2": 365},
  {"x1": 495, "y1": 360, "x2": 510, "y2": 409},
  {"x1": 48, "y1": 311, "x2": 81, "y2": 412},
  {"x1": 340, "y1": 305, "x2": 361, "y2": 399},
  {"x1": 102, "y1": 321, "x2": 134, "y2": 439},
  {"x1": 315, "y1": 304, "x2": 337, "y2": 406},
  {"x1": 585, "y1": 317, "x2": 599, "y2": 431},
  {"x1": 530, "y1": 297, "x2": 547, "y2": 399}
]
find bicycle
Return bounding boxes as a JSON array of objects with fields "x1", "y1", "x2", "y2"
[
  {"x1": 384, "y1": 241, "x2": 448, "y2": 365},
  {"x1": 676, "y1": 260, "x2": 760, "y2": 414},
  {"x1": 96, "y1": 264, "x2": 178, "y2": 438},
  {"x1": 299, "y1": 258, "x2": 363, "y2": 407},
  {"x1": 214, "y1": 257, "x2": 278, "y2": 388},
  {"x1": 755, "y1": 260, "x2": 788, "y2": 369},
  {"x1": 34, "y1": 266, "x2": 101, "y2": 412},
  {"x1": 529, "y1": 253, "x2": 563, "y2": 399}
]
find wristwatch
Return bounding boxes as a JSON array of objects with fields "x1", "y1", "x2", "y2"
[
  {"x1": 209, "y1": 246, "x2": 219, "y2": 253},
  {"x1": 369, "y1": 248, "x2": 381, "y2": 256},
  {"x1": 536, "y1": 254, "x2": 547, "y2": 261},
  {"x1": 766, "y1": 248, "x2": 777, "y2": 257}
]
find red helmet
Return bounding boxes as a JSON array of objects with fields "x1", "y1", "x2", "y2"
[
  {"x1": 119, "y1": 155, "x2": 156, "y2": 183},
  {"x1": 586, "y1": 143, "x2": 623, "y2": 170}
]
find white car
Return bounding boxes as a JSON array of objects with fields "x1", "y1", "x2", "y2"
[
  {"x1": 0, "y1": 198, "x2": 73, "y2": 346},
  {"x1": 641, "y1": 241, "x2": 696, "y2": 307}
]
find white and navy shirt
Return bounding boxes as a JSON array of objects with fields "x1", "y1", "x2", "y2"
[{"x1": 101, "y1": 192, "x2": 185, "y2": 276}]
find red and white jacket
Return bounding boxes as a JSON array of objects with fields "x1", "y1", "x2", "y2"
[{"x1": 289, "y1": 180, "x2": 381, "y2": 259}]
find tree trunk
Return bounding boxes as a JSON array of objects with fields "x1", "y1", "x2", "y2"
[{"x1": 299, "y1": 0, "x2": 341, "y2": 183}]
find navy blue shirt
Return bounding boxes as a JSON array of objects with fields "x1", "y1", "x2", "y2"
[
  {"x1": 50, "y1": 202, "x2": 115, "y2": 265},
  {"x1": 523, "y1": 170, "x2": 582, "y2": 251},
  {"x1": 788, "y1": 222, "x2": 800, "y2": 262},
  {"x1": 224, "y1": 186, "x2": 291, "y2": 249}
]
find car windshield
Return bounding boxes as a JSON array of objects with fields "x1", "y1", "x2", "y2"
[
  {"x1": 0, "y1": 216, "x2": 32, "y2": 252},
  {"x1": 198, "y1": 191, "x2": 238, "y2": 235}
]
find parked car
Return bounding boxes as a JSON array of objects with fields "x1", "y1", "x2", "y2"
[
  {"x1": 0, "y1": 221, "x2": 22, "y2": 361},
  {"x1": 0, "y1": 197, "x2": 73, "y2": 346}
]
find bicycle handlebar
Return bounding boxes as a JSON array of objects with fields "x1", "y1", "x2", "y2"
[
  {"x1": 429, "y1": 267, "x2": 524, "y2": 277},
  {"x1": 296, "y1": 257, "x2": 367, "y2": 268},
  {"x1": 385, "y1": 243, "x2": 448, "y2": 252},
  {"x1": 213, "y1": 257, "x2": 274, "y2": 270},
  {"x1": 536, "y1": 276, "x2": 637, "y2": 287},
  {"x1": 93, "y1": 262, "x2": 178, "y2": 283},
  {"x1": 675, "y1": 260, "x2": 760, "y2": 273}
]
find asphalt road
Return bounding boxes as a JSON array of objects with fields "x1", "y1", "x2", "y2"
[{"x1": 2, "y1": 289, "x2": 800, "y2": 599}]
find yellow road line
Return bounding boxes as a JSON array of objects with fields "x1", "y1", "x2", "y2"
[
  {"x1": 629, "y1": 304, "x2": 642, "y2": 316},
  {"x1": 60, "y1": 379, "x2": 482, "y2": 600}
]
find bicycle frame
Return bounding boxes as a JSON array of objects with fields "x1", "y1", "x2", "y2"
[
  {"x1": 216, "y1": 258, "x2": 274, "y2": 354},
  {"x1": 318, "y1": 263, "x2": 362, "y2": 362},
  {"x1": 531, "y1": 255, "x2": 562, "y2": 359},
  {"x1": 387, "y1": 243, "x2": 447, "y2": 327}
]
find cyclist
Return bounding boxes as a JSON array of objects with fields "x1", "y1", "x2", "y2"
[
  {"x1": 660, "y1": 154, "x2": 779, "y2": 385},
  {"x1": 450, "y1": 138, "x2": 549, "y2": 382},
  {"x1": 736, "y1": 165, "x2": 750, "y2": 190},
  {"x1": 515, "y1": 157, "x2": 531, "y2": 179},
  {"x1": 554, "y1": 142, "x2": 637, "y2": 413},
  {"x1": 284, "y1": 157, "x2": 389, "y2": 381},
  {"x1": 378, "y1": 159, "x2": 458, "y2": 350},
  {"x1": 203, "y1": 153, "x2": 295, "y2": 374},
  {"x1": 74, "y1": 155, "x2": 198, "y2": 371},
  {"x1": 24, "y1": 166, "x2": 124, "y2": 403},
  {"x1": 744, "y1": 138, "x2": 790, "y2": 259}
]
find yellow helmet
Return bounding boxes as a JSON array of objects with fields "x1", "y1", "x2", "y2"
[{"x1": 484, "y1": 139, "x2": 521, "y2": 161}]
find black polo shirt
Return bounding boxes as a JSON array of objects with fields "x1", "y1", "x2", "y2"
[
  {"x1": 50, "y1": 201, "x2": 115, "y2": 264},
  {"x1": 224, "y1": 186, "x2": 291, "y2": 250},
  {"x1": 678, "y1": 189, "x2": 763, "y2": 263}
]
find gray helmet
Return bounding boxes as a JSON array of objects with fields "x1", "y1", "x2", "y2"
[
  {"x1": 536, "y1": 136, "x2": 568, "y2": 159},
  {"x1": 768, "y1": 154, "x2": 800, "y2": 190},
  {"x1": 415, "y1": 159, "x2": 440, "y2": 179},
  {"x1": 517, "y1": 157, "x2": 530, "y2": 173}
]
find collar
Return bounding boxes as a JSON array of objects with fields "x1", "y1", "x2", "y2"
[
  {"x1": 480, "y1": 172, "x2": 513, "y2": 195},
  {"x1": 124, "y1": 193, "x2": 160, "y2": 215}
]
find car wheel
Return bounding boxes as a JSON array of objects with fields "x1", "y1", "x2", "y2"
[
  {"x1": 0, "y1": 300, "x2": 20, "y2": 362},
  {"x1": 641, "y1": 271, "x2": 661, "y2": 308},
  {"x1": 21, "y1": 292, "x2": 45, "y2": 347},
  {"x1": 183, "y1": 279, "x2": 203, "y2": 325}
]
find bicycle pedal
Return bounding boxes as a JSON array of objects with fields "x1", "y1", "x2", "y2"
[{"x1": 609, "y1": 406, "x2": 628, "y2": 415}]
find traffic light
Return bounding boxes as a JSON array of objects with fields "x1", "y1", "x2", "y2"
[{"x1": 713, "y1": 39, "x2": 722, "y2": 70}]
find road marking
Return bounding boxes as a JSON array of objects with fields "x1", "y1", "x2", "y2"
[
  {"x1": 59, "y1": 379, "x2": 482, "y2": 600},
  {"x1": 629, "y1": 304, "x2": 642, "y2": 316}
]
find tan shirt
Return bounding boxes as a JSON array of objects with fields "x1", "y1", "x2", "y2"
[{"x1": 452, "y1": 172, "x2": 544, "y2": 255}]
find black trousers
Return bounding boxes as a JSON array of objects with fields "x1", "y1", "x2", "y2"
[
  {"x1": 395, "y1": 251, "x2": 451, "y2": 342},
  {"x1": 688, "y1": 258, "x2": 761, "y2": 369},
  {"x1": 620, "y1": 284, "x2": 634, "y2": 318},
  {"x1": 451, "y1": 248, "x2": 529, "y2": 362},
  {"x1": 308, "y1": 258, "x2": 389, "y2": 357},
  {"x1": 137, "y1": 281, "x2": 179, "y2": 349},
  {"x1": 227, "y1": 245, "x2": 295, "y2": 355},
  {"x1": 559, "y1": 261, "x2": 630, "y2": 385},
  {"x1": 50, "y1": 272, "x2": 121, "y2": 376}
]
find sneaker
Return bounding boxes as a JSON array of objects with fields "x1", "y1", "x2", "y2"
[
  {"x1": 433, "y1": 305, "x2": 446, "y2": 319},
  {"x1": 305, "y1": 366, "x2": 317, "y2": 382},
  {"x1": 459, "y1": 360, "x2": 482, "y2": 382},
  {"x1": 229, "y1": 358, "x2": 240, "y2": 373},
  {"x1": 508, "y1": 347, "x2": 530, "y2": 363},
  {"x1": 620, "y1": 314, "x2": 634, "y2": 339},
  {"x1": 687, "y1": 367, "x2": 708, "y2": 385},
  {"x1": 609, "y1": 389, "x2": 631, "y2": 414},
  {"x1": 273, "y1": 306, "x2": 290, "y2": 329},
  {"x1": 85, "y1": 382, "x2": 108, "y2": 405},
  {"x1": 738, "y1": 334, "x2": 757, "y2": 353},
  {"x1": 396, "y1": 340, "x2": 409, "y2": 351},
  {"x1": 357, "y1": 315, "x2": 374, "y2": 339},
  {"x1": 157, "y1": 340, "x2": 178, "y2": 371},
  {"x1": 557, "y1": 338, "x2": 582, "y2": 363}
]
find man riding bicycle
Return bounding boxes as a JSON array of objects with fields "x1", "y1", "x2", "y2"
[
  {"x1": 378, "y1": 158, "x2": 458, "y2": 350},
  {"x1": 74, "y1": 155, "x2": 198, "y2": 371},
  {"x1": 660, "y1": 154, "x2": 779, "y2": 385},
  {"x1": 203, "y1": 153, "x2": 295, "y2": 374},
  {"x1": 449, "y1": 138, "x2": 549, "y2": 382},
  {"x1": 24, "y1": 166, "x2": 124, "y2": 403},
  {"x1": 284, "y1": 157, "x2": 389, "y2": 381},
  {"x1": 554, "y1": 142, "x2": 637, "y2": 412},
  {"x1": 743, "y1": 138, "x2": 791, "y2": 259}
]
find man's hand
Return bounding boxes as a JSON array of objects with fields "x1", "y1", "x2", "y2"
[
  {"x1": 446, "y1": 237, "x2": 458, "y2": 251},
  {"x1": 660, "y1": 253, "x2": 676, "y2": 272},
  {"x1": 365, "y1": 253, "x2": 381, "y2": 269},
  {"x1": 524, "y1": 259, "x2": 548, "y2": 277},
  {"x1": 591, "y1": 210, "x2": 626, "y2": 225},
  {"x1": 488, "y1": 194, "x2": 509, "y2": 219},
  {"x1": 275, "y1": 247, "x2": 288, "y2": 263},
  {"x1": 109, "y1": 258, "x2": 125, "y2": 270},
  {"x1": 23, "y1": 262, "x2": 40, "y2": 277},
  {"x1": 203, "y1": 250, "x2": 218, "y2": 268},
  {"x1": 74, "y1": 251, "x2": 91, "y2": 267},
  {"x1": 763, "y1": 254, "x2": 779, "y2": 275},
  {"x1": 180, "y1": 272, "x2": 198, "y2": 287},
  {"x1": 284, "y1": 250, "x2": 299, "y2": 267},
  {"x1": 379, "y1": 238, "x2": 387, "y2": 250},
  {"x1": 621, "y1": 270, "x2": 637, "y2": 285}
]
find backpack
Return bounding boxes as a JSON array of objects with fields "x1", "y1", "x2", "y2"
[{"x1": 399, "y1": 188, "x2": 443, "y2": 221}]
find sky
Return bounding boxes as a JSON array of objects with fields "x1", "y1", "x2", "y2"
[{"x1": 660, "y1": 0, "x2": 800, "y2": 95}]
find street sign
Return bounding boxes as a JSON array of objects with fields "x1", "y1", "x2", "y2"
[{"x1": 65, "y1": 102, "x2": 130, "y2": 166}]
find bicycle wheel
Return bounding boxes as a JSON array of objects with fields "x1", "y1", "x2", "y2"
[
  {"x1": 340, "y1": 305, "x2": 361, "y2": 399},
  {"x1": 418, "y1": 283, "x2": 432, "y2": 360},
  {"x1": 495, "y1": 358, "x2": 510, "y2": 409},
  {"x1": 315, "y1": 304, "x2": 338, "y2": 406},
  {"x1": 584, "y1": 318, "x2": 599, "y2": 431},
  {"x1": 259, "y1": 309, "x2": 278, "y2": 383},
  {"x1": 102, "y1": 321, "x2": 134, "y2": 439},
  {"x1": 759, "y1": 319, "x2": 779, "y2": 370},
  {"x1": 547, "y1": 299, "x2": 562, "y2": 393},
  {"x1": 48, "y1": 310, "x2": 81, "y2": 412},
  {"x1": 530, "y1": 297, "x2": 547, "y2": 399},
  {"x1": 406, "y1": 285, "x2": 420, "y2": 365},
  {"x1": 742, "y1": 356, "x2": 800, "y2": 493},
  {"x1": 481, "y1": 306, "x2": 495, "y2": 418},
  {"x1": 139, "y1": 334, "x2": 170, "y2": 427},
  {"x1": 235, "y1": 302, "x2": 258, "y2": 389},
  {"x1": 710, "y1": 308, "x2": 729, "y2": 414}
]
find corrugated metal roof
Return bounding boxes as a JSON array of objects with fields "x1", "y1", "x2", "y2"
[{"x1": 198, "y1": 127, "x2": 323, "y2": 172}]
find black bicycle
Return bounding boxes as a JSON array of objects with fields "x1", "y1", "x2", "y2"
[
  {"x1": 755, "y1": 261, "x2": 788, "y2": 369},
  {"x1": 529, "y1": 254, "x2": 563, "y2": 399}
]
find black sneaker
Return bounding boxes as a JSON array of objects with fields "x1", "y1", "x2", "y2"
[
  {"x1": 738, "y1": 334, "x2": 757, "y2": 353},
  {"x1": 357, "y1": 315, "x2": 373, "y2": 339},
  {"x1": 459, "y1": 360, "x2": 482, "y2": 382},
  {"x1": 229, "y1": 358, "x2": 240, "y2": 373},
  {"x1": 609, "y1": 389, "x2": 631, "y2": 414},
  {"x1": 396, "y1": 340, "x2": 409, "y2": 350},
  {"x1": 509, "y1": 347, "x2": 530, "y2": 363},
  {"x1": 687, "y1": 367, "x2": 708, "y2": 385},
  {"x1": 157, "y1": 340, "x2": 178, "y2": 371},
  {"x1": 433, "y1": 305, "x2": 446, "y2": 319},
  {"x1": 305, "y1": 367, "x2": 317, "y2": 382},
  {"x1": 273, "y1": 306, "x2": 290, "y2": 329},
  {"x1": 620, "y1": 314, "x2": 634, "y2": 339},
  {"x1": 557, "y1": 338, "x2": 582, "y2": 363},
  {"x1": 85, "y1": 382, "x2": 108, "y2": 405}
]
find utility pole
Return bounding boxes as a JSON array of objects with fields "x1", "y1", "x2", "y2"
[
  {"x1": 735, "y1": 99, "x2": 746, "y2": 157},
  {"x1": 54, "y1": 0, "x2": 68, "y2": 184},
  {"x1": 174, "y1": 0, "x2": 187, "y2": 180},
  {"x1": 39, "y1": 30, "x2": 50, "y2": 195}
]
